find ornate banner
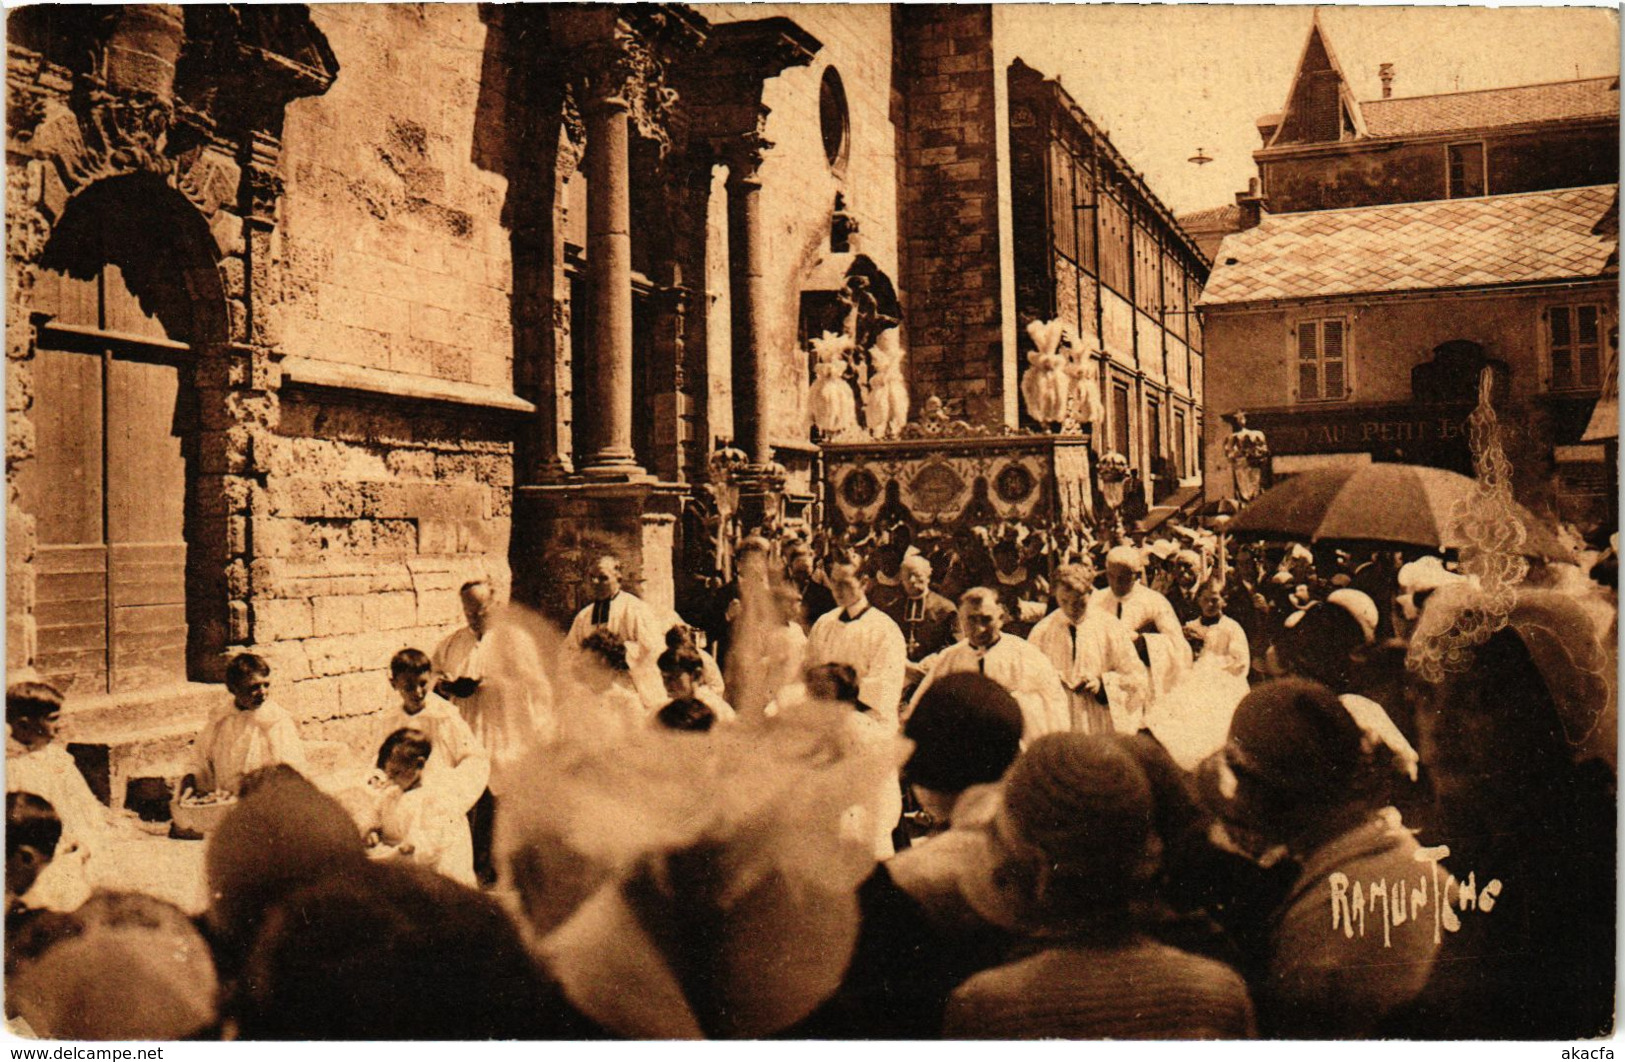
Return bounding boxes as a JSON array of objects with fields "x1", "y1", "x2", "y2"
[{"x1": 823, "y1": 434, "x2": 1093, "y2": 531}]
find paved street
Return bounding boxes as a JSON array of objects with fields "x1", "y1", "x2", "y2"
[{"x1": 93, "y1": 818, "x2": 210, "y2": 914}]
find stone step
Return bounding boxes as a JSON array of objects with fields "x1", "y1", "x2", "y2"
[
  {"x1": 60, "y1": 681, "x2": 223, "y2": 740},
  {"x1": 51, "y1": 681, "x2": 370, "y2": 814},
  {"x1": 62, "y1": 723, "x2": 356, "y2": 819}
]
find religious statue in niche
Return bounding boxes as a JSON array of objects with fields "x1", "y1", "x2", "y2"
[
  {"x1": 1062, "y1": 327, "x2": 1105, "y2": 431},
  {"x1": 864, "y1": 325, "x2": 910, "y2": 439},
  {"x1": 808, "y1": 330, "x2": 859, "y2": 439},
  {"x1": 1021, "y1": 318, "x2": 1069, "y2": 429},
  {"x1": 1221, "y1": 410, "x2": 1270, "y2": 503},
  {"x1": 837, "y1": 274, "x2": 898, "y2": 366}
]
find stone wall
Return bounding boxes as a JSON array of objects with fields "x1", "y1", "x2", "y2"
[
  {"x1": 254, "y1": 5, "x2": 521, "y2": 740},
  {"x1": 894, "y1": 4, "x2": 1010, "y2": 427},
  {"x1": 703, "y1": 4, "x2": 903, "y2": 452},
  {"x1": 250, "y1": 392, "x2": 516, "y2": 744},
  {"x1": 274, "y1": 5, "x2": 514, "y2": 390}
]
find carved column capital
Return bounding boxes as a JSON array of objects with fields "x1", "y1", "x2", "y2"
[
  {"x1": 557, "y1": 93, "x2": 587, "y2": 180},
  {"x1": 241, "y1": 129, "x2": 283, "y2": 227},
  {"x1": 717, "y1": 115, "x2": 773, "y2": 187},
  {"x1": 673, "y1": 17, "x2": 819, "y2": 183},
  {"x1": 552, "y1": 5, "x2": 704, "y2": 157}
]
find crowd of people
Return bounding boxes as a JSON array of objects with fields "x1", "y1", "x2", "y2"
[{"x1": 3, "y1": 518, "x2": 1617, "y2": 1041}]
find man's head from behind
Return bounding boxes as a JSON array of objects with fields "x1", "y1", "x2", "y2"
[{"x1": 904, "y1": 673, "x2": 1023, "y2": 827}]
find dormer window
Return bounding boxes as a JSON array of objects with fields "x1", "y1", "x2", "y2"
[{"x1": 1447, "y1": 142, "x2": 1486, "y2": 198}]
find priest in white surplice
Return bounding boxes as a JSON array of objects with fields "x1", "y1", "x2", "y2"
[
  {"x1": 435, "y1": 580, "x2": 550, "y2": 770},
  {"x1": 434, "y1": 578, "x2": 548, "y2": 884},
  {"x1": 804, "y1": 553, "x2": 908, "y2": 729},
  {"x1": 908, "y1": 588, "x2": 1069, "y2": 739},
  {"x1": 1088, "y1": 545, "x2": 1193, "y2": 705},
  {"x1": 567, "y1": 555, "x2": 665, "y2": 709},
  {"x1": 1028, "y1": 563, "x2": 1150, "y2": 734}
]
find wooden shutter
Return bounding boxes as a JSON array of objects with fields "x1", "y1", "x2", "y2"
[
  {"x1": 1112, "y1": 384, "x2": 1132, "y2": 457},
  {"x1": 1577, "y1": 305, "x2": 1601, "y2": 387},
  {"x1": 1549, "y1": 306, "x2": 1575, "y2": 390},
  {"x1": 1147, "y1": 398, "x2": 1163, "y2": 465},
  {"x1": 1297, "y1": 321, "x2": 1321, "y2": 400},
  {"x1": 1322, "y1": 319, "x2": 1346, "y2": 398},
  {"x1": 1074, "y1": 158, "x2": 1096, "y2": 269},
  {"x1": 1051, "y1": 143, "x2": 1076, "y2": 261}
]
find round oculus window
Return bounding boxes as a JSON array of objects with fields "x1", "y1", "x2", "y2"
[{"x1": 819, "y1": 67, "x2": 850, "y2": 172}]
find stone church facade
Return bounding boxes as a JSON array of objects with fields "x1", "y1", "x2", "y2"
[{"x1": 5, "y1": 4, "x2": 1204, "y2": 801}]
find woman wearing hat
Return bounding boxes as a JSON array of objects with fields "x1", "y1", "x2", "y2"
[
  {"x1": 1391, "y1": 585, "x2": 1616, "y2": 1039},
  {"x1": 944, "y1": 734, "x2": 1254, "y2": 1039},
  {"x1": 1213, "y1": 679, "x2": 1436, "y2": 1037}
]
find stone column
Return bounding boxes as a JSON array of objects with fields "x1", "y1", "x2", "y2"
[
  {"x1": 725, "y1": 137, "x2": 771, "y2": 467},
  {"x1": 579, "y1": 88, "x2": 645, "y2": 479}
]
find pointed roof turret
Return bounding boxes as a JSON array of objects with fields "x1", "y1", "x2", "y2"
[{"x1": 1266, "y1": 10, "x2": 1366, "y2": 147}]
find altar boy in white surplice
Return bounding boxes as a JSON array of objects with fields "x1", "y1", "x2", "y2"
[{"x1": 1028, "y1": 563, "x2": 1149, "y2": 735}]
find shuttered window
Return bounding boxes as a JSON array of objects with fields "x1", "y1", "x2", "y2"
[
  {"x1": 1447, "y1": 142, "x2": 1486, "y2": 199},
  {"x1": 1112, "y1": 382, "x2": 1133, "y2": 458},
  {"x1": 1548, "y1": 304, "x2": 1603, "y2": 391},
  {"x1": 1295, "y1": 318, "x2": 1349, "y2": 401},
  {"x1": 1050, "y1": 142, "x2": 1076, "y2": 262},
  {"x1": 1099, "y1": 193, "x2": 1132, "y2": 297},
  {"x1": 1074, "y1": 158, "x2": 1096, "y2": 269}
]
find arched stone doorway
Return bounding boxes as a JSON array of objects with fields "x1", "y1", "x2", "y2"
[
  {"x1": 6, "y1": 5, "x2": 338, "y2": 689},
  {"x1": 19, "y1": 175, "x2": 227, "y2": 694}
]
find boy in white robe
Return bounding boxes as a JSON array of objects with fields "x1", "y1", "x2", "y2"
[
  {"x1": 6, "y1": 681, "x2": 105, "y2": 910},
  {"x1": 375, "y1": 649, "x2": 490, "y2": 819},
  {"x1": 1028, "y1": 564, "x2": 1149, "y2": 734},
  {"x1": 187, "y1": 653, "x2": 310, "y2": 797},
  {"x1": 358, "y1": 727, "x2": 475, "y2": 886},
  {"x1": 909, "y1": 588, "x2": 1069, "y2": 739},
  {"x1": 1185, "y1": 581, "x2": 1251, "y2": 679},
  {"x1": 805, "y1": 553, "x2": 908, "y2": 729}
]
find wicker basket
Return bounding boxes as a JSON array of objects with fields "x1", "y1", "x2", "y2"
[{"x1": 170, "y1": 794, "x2": 238, "y2": 835}]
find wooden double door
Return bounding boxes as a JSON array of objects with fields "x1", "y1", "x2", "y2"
[{"x1": 17, "y1": 266, "x2": 192, "y2": 695}]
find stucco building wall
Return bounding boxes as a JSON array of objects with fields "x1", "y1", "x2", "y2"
[{"x1": 1202, "y1": 282, "x2": 1618, "y2": 515}]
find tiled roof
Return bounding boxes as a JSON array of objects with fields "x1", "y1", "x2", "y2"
[
  {"x1": 1200, "y1": 185, "x2": 1618, "y2": 307},
  {"x1": 1360, "y1": 77, "x2": 1618, "y2": 138},
  {"x1": 1177, "y1": 204, "x2": 1241, "y2": 231}
]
